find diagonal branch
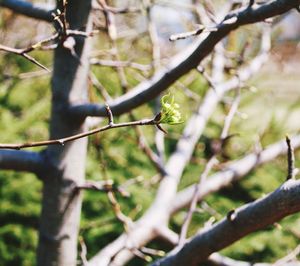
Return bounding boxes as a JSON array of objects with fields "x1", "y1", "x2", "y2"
[
  {"x1": 0, "y1": 44, "x2": 50, "y2": 71},
  {"x1": 0, "y1": 150, "x2": 44, "y2": 173},
  {"x1": 0, "y1": 116, "x2": 158, "y2": 150},
  {"x1": 171, "y1": 135, "x2": 300, "y2": 214},
  {"x1": 0, "y1": 0, "x2": 54, "y2": 22},
  {"x1": 152, "y1": 178, "x2": 300, "y2": 266},
  {"x1": 157, "y1": 226, "x2": 300, "y2": 266},
  {"x1": 88, "y1": 31, "x2": 270, "y2": 265},
  {"x1": 68, "y1": 0, "x2": 298, "y2": 118}
]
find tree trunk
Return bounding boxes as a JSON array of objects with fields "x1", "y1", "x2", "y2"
[{"x1": 37, "y1": 0, "x2": 92, "y2": 265}]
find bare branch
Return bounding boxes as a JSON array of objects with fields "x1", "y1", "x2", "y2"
[
  {"x1": 248, "y1": 0, "x2": 255, "y2": 8},
  {"x1": 0, "y1": 117, "x2": 158, "y2": 150},
  {"x1": 153, "y1": 179, "x2": 300, "y2": 266},
  {"x1": 273, "y1": 243, "x2": 300, "y2": 266},
  {"x1": 169, "y1": 25, "x2": 217, "y2": 42},
  {"x1": 0, "y1": 44, "x2": 50, "y2": 72},
  {"x1": 76, "y1": 180, "x2": 129, "y2": 197},
  {"x1": 134, "y1": 126, "x2": 167, "y2": 175},
  {"x1": 88, "y1": 26, "x2": 270, "y2": 265},
  {"x1": 79, "y1": 237, "x2": 89, "y2": 266},
  {"x1": 90, "y1": 58, "x2": 151, "y2": 72},
  {"x1": 156, "y1": 227, "x2": 179, "y2": 246},
  {"x1": 0, "y1": 150, "x2": 44, "y2": 173},
  {"x1": 220, "y1": 87, "x2": 241, "y2": 140},
  {"x1": 144, "y1": 0, "x2": 166, "y2": 170},
  {"x1": 93, "y1": 2, "x2": 140, "y2": 14},
  {"x1": 286, "y1": 135, "x2": 297, "y2": 180},
  {"x1": 68, "y1": 0, "x2": 295, "y2": 118},
  {"x1": 178, "y1": 156, "x2": 218, "y2": 246},
  {"x1": 0, "y1": 0, "x2": 54, "y2": 22},
  {"x1": 171, "y1": 135, "x2": 300, "y2": 214},
  {"x1": 107, "y1": 190, "x2": 133, "y2": 232},
  {"x1": 0, "y1": 4, "x2": 96, "y2": 71}
]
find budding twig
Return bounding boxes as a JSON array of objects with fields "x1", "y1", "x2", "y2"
[{"x1": 0, "y1": 117, "x2": 158, "y2": 150}]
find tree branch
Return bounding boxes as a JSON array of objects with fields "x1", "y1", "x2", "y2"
[
  {"x1": 171, "y1": 135, "x2": 300, "y2": 214},
  {"x1": 0, "y1": 43, "x2": 52, "y2": 71},
  {"x1": 68, "y1": 0, "x2": 298, "y2": 118},
  {"x1": 0, "y1": 116, "x2": 157, "y2": 150},
  {"x1": 207, "y1": 252, "x2": 300, "y2": 266},
  {"x1": 0, "y1": 0, "x2": 54, "y2": 22},
  {"x1": 88, "y1": 24, "x2": 270, "y2": 265},
  {"x1": 156, "y1": 228, "x2": 300, "y2": 266},
  {"x1": 152, "y1": 179, "x2": 300, "y2": 266},
  {"x1": 0, "y1": 150, "x2": 44, "y2": 173}
]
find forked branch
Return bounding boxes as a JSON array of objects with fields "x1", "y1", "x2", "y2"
[
  {"x1": 153, "y1": 179, "x2": 300, "y2": 266},
  {"x1": 68, "y1": 0, "x2": 299, "y2": 118}
]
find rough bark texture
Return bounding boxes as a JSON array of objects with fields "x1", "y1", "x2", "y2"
[
  {"x1": 36, "y1": 0, "x2": 92, "y2": 265},
  {"x1": 152, "y1": 179, "x2": 300, "y2": 266}
]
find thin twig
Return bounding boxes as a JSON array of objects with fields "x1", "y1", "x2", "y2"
[
  {"x1": 105, "y1": 104, "x2": 114, "y2": 126},
  {"x1": 0, "y1": 44, "x2": 50, "y2": 72},
  {"x1": 90, "y1": 58, "x2": 151, "y2": 72},
  {"x1": 140, "y1": 246, "x2": 165, "y2": 257},
  {"x1": 0, "y1": 25, "x2": 94, "y2": 71},
  {"x1": 100, "y1": 0, "x2": 166, "y2": 175},
  {"x1": 130, "y1": 248, "x2": 152, "y2": 263},
  {"x1": 93, "y1": 3, "x2": 141, "y2": 14},
  {"x1": 0, "y1": 2, "x2": 96, "y2": 70},
  {"x1": 144, "y1": 0, "x2": 166, "y2": 166},
  {"x1": 88, "y1": 72, "x2": 112, "y2": 101},
  {"x1": 96, "y1": 138, "x2": 133, "y2": 232},
  {"x1": 178, "y1": 81, "x2": 241, "y2": 246},
  {"x1": 79, "y1": 236, "x2": 89, "y2": 266},
  {"x1": 169, "y1": 25, "x2": 217, "y2": 42},
  {"x1": 274, "y1": 244, "x2": 300, "y2": 266},
  {"x1": 107, "y1": 190, "x2": 133, "y2": 231},
  {"x1": 220, "y1": 86, "x2": 241, "y2": 140},
  {"x1": 197, "y1": 65, "x2": 216, "y2": 90},
  {"x1": 76, "y1": 180, "x2": 129, "y2": 197},
  {"x1": 0, "y1": 117, "x2": 158, "y2": 150},
  {"x1": 286, "y1": 135, "x2": 296, "y2": 180},
  {"x1": 134, "y1": 126, "x2": 167, "y2": 175},
  {"x1": 178, "y1": 156, "x2": 218, "y2": 246},
  {"x1": 248, "y1": 0, "x2": 255, "y2": 8}
]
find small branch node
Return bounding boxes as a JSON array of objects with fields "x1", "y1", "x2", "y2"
[
  {"x1": 248, "y1": 0, "x2": 255, "y2": 8},
  {"x1": 58, "y1": 140, "x2": 65, "y2": 146},
  {"x1": 169, "y1": 25, "x2": 217, "y2": 42},
  {"x1": 222, "y1": 16, "x2": 238, "y2": 25},
  {"x1": 105, "y1": 104, "x2": 114, "y2": 126},
  {"x1": 156, "y1": 124, "x2": 167, "y2": 134},
  {"x1": 286, "y1": 135, "x2": 295, "y2": 180},
  {"x1": 227, "y1": 209, "x2": 237, "y2": 222}
]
